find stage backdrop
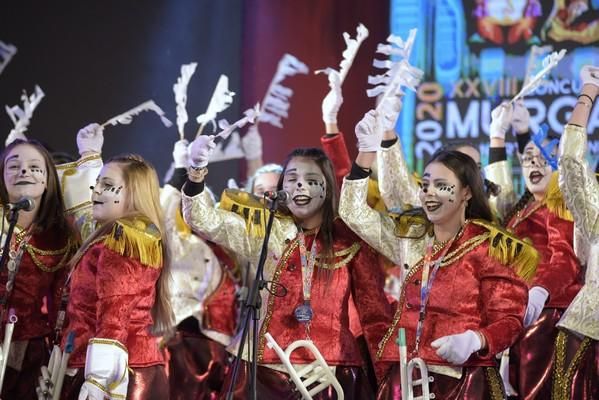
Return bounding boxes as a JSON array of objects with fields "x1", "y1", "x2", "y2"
[
  {"x1": 0, "y1": 0, "x2": 390, "y2": 194},
  {"x1": 391, "y1": 0, "x2": 599, "y2": 194}
]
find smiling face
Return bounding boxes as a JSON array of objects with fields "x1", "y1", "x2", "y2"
[
  {"x1": 92, "y1": 162, "x2": 129, "y2": 224},
  {"x1": 521, "y1": 141, "x2": 552, "y2": 198},
  {"x1": 282, "y1": 157, "x2": 326, "y2": 227},
  {"x1": 419, "y1": 161, "x2": 471, "y2": 226},
  {"x1": 253, "y1": 172, "x2": 280, "y2": 197},
  {"x1": 3, "y1": 144, "x2": 48, "y2": 204}
]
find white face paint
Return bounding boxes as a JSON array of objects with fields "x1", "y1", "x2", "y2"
[
  {"x1": 521, "y1": 141, "x2": 552, "y2": 198},
  {"x1": 4, "y1": 144, "x2": 48, "y2": 204},
  {"x1": 282, "y1": 157, "x2": 326, "y2": 227},
  {"x1": 91, "y1": 163, "x2": 129, "y2": 224},
  {"x1": 418, "y1": 162, "x2": 470, "y2": 226},
  {"x1": 253, "y1": 172, "x2": 280, "y2": 197}
]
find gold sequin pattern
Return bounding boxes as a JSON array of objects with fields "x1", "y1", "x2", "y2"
[{"x1": 551, "y1": 330, "x2": 592, "y2": 400}]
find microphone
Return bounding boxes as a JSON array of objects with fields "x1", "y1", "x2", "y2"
[
  {"x1": 7, "y1": 197, "x2": 35, "y2": 212},
  {"x1": 263, "y1": 190, "x2": 289, "y2": 202}
]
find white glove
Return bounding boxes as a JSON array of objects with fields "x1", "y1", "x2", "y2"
[
  {"x1": 431, "y1": 330, "x2": 482, "y2": 365},
  {"x1": 79, "y1": 339, "x2": 128, "y2": 400},
  {"x1": 489, "y1": 103, "x2": 513, "y2": 140},
  {"x1": 241, "y1": 125, "x2": 263, "y2": 161},
  {"x1": 188, "y1": 135, "x2": 216, "y2": 168},
  {"x1": 77, "y1": 123, "x2": 104, "y2": 156},
  {"x1": 512, "y1": 100, "x2": 530, "y2": 134},
  {"x1": 5, "y1": 129, "x2": 27, "y2": 147},
  {"x1": 227, "y1": 178, "x2": 239, "y2": 189},
  {"x1": 379, "y1": 95, "x2": 403, "y2": 133},
  {"x1": 321, "y1": 70, "x2": 343, "y2": 124},
  {"x1": 355, "y1": 110, "x2": 382, "y2": 152},
  {"x1": 523, "y1": 286, "x2": 548, "y2": 327},
  {"x1": 172, "y1": 139, "x2": 189, "y2": 168},
  {"x1": 580, "y1": 65, "x2": 599, "y2": 90}
]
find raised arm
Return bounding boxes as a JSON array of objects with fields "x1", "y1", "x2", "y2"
[{"x1": 558, "y1": 66, "x2": 599, "y2": 241}]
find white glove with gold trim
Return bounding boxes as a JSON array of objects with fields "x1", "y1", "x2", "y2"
[{"x1": 78, "y1": 338, "x2": 128, "y2": 400}]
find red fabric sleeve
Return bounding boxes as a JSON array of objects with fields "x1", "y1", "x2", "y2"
[
  {"x1": 531, "y1": 213, "x2": 581, "y2": 307},
  {"x1": 321, "y1": 133, "x2": 352, "y2": 191},
  {"x1": 95, "y1": 247, "x2": 158, "y2": 344},
  {"x1": 350, "y1": 241, "x2": 396, "y2": 383},
  {"x1": 477, "y1": 254, "x2": 528, "y2": 355}
]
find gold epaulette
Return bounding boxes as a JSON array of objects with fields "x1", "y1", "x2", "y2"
[
  {"x1": 219, "y1": 189, "x2": 292, "y2": 238},
  {"x1": 315, "y1": 242, "x2": 361, "y2": 270},
  {"x1": 175, "y1": 207, "x2": 192, "y2": 238},
  {"x1": 543, "y1": 171, "x2": 573, "y2": 222},
  {"x1": 471, "y1": 219, "x2": 538, "y2": 282},
  {"x1": 366, "y1": 178, "x2": 386, "y2": 212},
  {"x1": 103, "y1": 216, "x2": 163, "y2": 268},
  {"x1": 390, "y1": 209, "x2": 430, "y2": 239}
]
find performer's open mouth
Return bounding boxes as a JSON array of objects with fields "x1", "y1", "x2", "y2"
[
  {"x1": 425, "y1": 201, "x2": 442, "y2": 212},
  {"x1": 293, "y1": 195, "x2": 312, "y2": 206},
  {"x1": 529, "y1": 171, "x2": 544, "y2": 184}
]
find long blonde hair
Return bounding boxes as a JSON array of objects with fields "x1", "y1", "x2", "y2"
[{"x1": 71, "y1": 154, "x2": 173, "y2": 333}]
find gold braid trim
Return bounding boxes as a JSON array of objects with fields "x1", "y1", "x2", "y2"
[
  {"x1": 471, "y1": 219, "x2": 539, "y2": 282},
  {"x1": 88, "y1": 338, "x2": 129, "y2": 353},
  {"x1": 219, "y1": 189, "x2": 292, "y2": 238},
  {"x1": 484, "y1": 367, "x2": 507, "y2": 400},
  {"x1": 56, "y1": 153, "x2": 102, "y2": 171},
  {"x1": 257, "y1": 240, "x2": 299, "y2": 362},
  {"x1": 551, "y1": 330, "x2": 593, "y2": 400},
  {"x1": 25, "y1": 237, "x2": 75, "y2": 272},
  {"x1": 315, "y1": 242, "x2": 361, "y2": 270},
  {"x1": 103, "y1": 217, "x2": 163, "y2": 269},
  {"x1": 544, "y1": 171, "x2": 574, "y2": 222}
]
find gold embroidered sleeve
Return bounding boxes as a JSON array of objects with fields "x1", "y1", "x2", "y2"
[
  {"x1": 56, "y1": 154, "x2": 102, "y2": 215},
  {"x1": 377, "y1": 140, "x2": 421, "y2": 211},
  {"x1": 484, "y1": 160, "x2": 516, "y2": 221},
  {"x1": 558, "y1": 124, "x2": 599, "y2": 240},
  {"x1": 339, "y1": 177, "x2": 404, "y2": 265},
  {"x1": 181, "y1": 189, "x2": 293, "y2": 261}
]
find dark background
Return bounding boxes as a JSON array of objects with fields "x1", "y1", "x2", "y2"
[{"x1": 0, "y1": 0, "x2": 389, "y2": 193}]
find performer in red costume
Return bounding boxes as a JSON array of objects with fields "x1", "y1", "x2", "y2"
[
  {"x1": 60, "y1": 123, "x2": 173, "y2": 400},
  {"x1": 182, "y1": 134, "x2": 393, "y2": 398},
  {"x1": 340, "y1": 109, "x2": 535, "y2": 399},
  {"x1": 162, "y1": 139, "x2": 239, "y2": 399},
  {"x1": 486, "y1": 101, "x2": 583, "y2": 399},
  {"x1": 0, "y1": 139, "x2": 75, "y2": 400}
]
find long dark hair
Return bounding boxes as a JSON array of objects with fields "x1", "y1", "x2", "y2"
[
  {"x1": 277, "y1": 148, "x2": 337, "y2": 264},
  {"x1": 0, "y1": 139, "x2": 73, "y2": 236},
  {"x1": 427, "y1": 150, "x2": 494, "y2": 222}
]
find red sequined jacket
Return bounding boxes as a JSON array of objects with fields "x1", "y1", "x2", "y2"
[
  {"x1": 0, "y1": 228, "x2": 73, "y2": 340},
  {"x1": 63, "y1": 217, "x2": 164, "y2": 368}
]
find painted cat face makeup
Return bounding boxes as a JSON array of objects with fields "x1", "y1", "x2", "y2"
[
  {"x1": 521, "y1": 141, "x2": 552, "y2": 198},
  {"x1": 282, "y1": 157, "x2": 326, "y2": 225},
  {"x1": 4, "y1": 144, "x2": 48, "y2": 204},
  {"x1": 91, "y1": 162, "x2": 129, "y2": 224},
  {"x1": 418, "y1": 161, "x2": 470, "y2": 225}
]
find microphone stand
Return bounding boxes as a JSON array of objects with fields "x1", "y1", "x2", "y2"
[{"x1": 226, "y1": 195, "x2": 282, "y2": 400}]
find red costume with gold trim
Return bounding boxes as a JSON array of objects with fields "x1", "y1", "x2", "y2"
[{"x1": 0, "y1": 227, "x2": 74, "y2": 400}]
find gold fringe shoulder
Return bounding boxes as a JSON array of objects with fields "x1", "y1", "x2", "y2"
[
  {"x1": 543, "y1": 171, "x2": 573, "y2": 222},
  {"x1": 470, "y1": 219, "x2": 539, "y2": 282},
  {"x1": 103, "y1": 216, "x2": 163, "y2": 269},
  {"x1": 219, "y1": 189, "x2": 292, "y2": 238}
]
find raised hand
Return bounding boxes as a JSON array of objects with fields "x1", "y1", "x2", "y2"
[{"x1": 77, "y1": 123, "x2": 104, "y2": 156}]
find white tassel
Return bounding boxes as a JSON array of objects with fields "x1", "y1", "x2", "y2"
[
  {"x1": 315, "y1": 23, "x2": 369, "y2": 84},
  {"x1": 0, "y1": 41, "x2": 17, "y2": 76},
  {"x1": 510, "y1": 49, "x2": 567, "y2": 104},
  {"x1": 5, "y1": 85, "x2": 45, "y2": 145},
  {"x1": 196, "y1": 74, "x2": 235, "y2": 136},
  {"x1": 259, "y1": 53, "x2": 309, "y2": 128},
  {"x1": 173, "y1": 62, "x2": 198, "y2": 140},
  {"x1": 102, "y1": 100, "x2": 173, "y2": 128}
]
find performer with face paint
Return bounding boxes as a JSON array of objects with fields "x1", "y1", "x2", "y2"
[
  {"x1": 181, "y1": 134, "x2": 393, "y2": 399},
  {"x1": 486, "y1": 101, "x2": 583, "y2": 399},
  {"x1": 339, "y1": 109, "x2": 535, "y2": 399},
  {"x1": 554, "y1": 64, "x2": 599, "y2": 399},
  {"x1": 0, "y1": 139, "x2": 76, "y2": 400},
  {"x1": 56, "y1": 124, "x2": 173, "y2": 400}
]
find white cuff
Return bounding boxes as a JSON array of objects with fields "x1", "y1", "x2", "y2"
[{"x1": 81, "y1": 338, "x2": 129, "y2": 400}]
